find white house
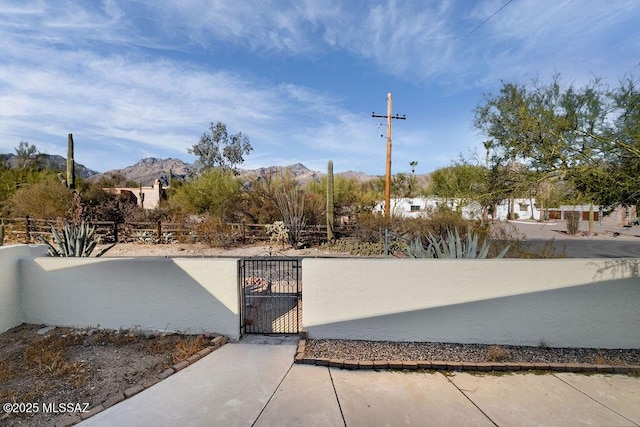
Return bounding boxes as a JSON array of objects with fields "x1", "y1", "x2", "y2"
[{"x1": 373, "y1": 197, "x2": 541, "y2": 221}]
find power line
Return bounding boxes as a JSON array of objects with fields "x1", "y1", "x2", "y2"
[{"x1": 462, "y1": 0, "x2": 514, "y2": 39}]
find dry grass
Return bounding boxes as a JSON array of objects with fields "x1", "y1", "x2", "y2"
[
  {"x1": 0, "y1": 325, "x2": 213, "y2": 411},
  {"x1": 91, "y1": 328, "x2": 143, "y2": 346},
  {"x1": 1, "y1": 333, "x2": 88, "y2": 404},
  {"x1": 0, "y1": 358, "x2": 13, "y2": 382},
  {"x1": 22, "y1": 334, "x2": 88, "y2": 387},
  {"x1": 592, "y1": 350, "x2": 624, "y2": 366},
  {"x1": 486, "y1": 345, "x2": 511, "y2": 362},
  {"x1": 170, "y1": 335, "x2": 209, "y2": 364}
]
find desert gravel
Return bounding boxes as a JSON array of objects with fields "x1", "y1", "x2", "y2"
[{"x1": 305, "y1": 339, "x2": 640, "y2": 365}]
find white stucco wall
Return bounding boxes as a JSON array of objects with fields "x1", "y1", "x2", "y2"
[
  {"x1": 19, "y1": 257, "x2": 241, "y2": 340},
  {"x1": 0, "y1": 245, "x2": 47, "y2": 332},
  {"x1": 302, "y1": 258, "x2": 640, "y2": 348}
]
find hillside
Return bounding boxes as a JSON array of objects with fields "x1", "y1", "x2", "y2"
[
  {"x1": 1, "y1": 153, "x2": 99, "y2": 179},
  {"x1": 99, "y1": 159, "x2": 382, "y2": 186},
  {"x1": 91, "y1": 158, "x2": 195, "y2": 186},
  {"x1": 2, "y1": 152, "x2": 430, "y2": 187}
]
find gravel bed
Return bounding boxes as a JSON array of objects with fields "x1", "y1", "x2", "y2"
[{"x1": 305, "y1": 339, "x2": 640, "y2": 365}]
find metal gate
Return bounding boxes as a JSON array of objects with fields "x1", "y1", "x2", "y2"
[{"x1": 239, "y1": 253, "x2": 301, "y2": 335}]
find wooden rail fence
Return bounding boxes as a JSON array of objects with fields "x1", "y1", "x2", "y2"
[{"x1": 0, "y1": 217, "x2": 350, "y2": 246}]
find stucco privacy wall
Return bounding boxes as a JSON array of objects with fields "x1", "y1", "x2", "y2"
[
  {"x1": 303, "y1": 259, "x2": 640, "y2": 348},
  {"x1": 0, "y1": 245, "x2": 47, "y2": 333},
  {"x1": 19, "y1": 257, "x2": 241, "y2": 340}
]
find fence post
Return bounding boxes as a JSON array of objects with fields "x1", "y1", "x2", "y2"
[
  {"x1": 157, "y1": 220, "x2": 162, "y2": 243},
  {"x1": 241, "y1": 222, "x2": 246, "y2": 244},
  {"x1": 384, "y1": 228, "x2": 390, "y2": 257},
  {"x1": 25, "y1": 216, "x2": 31, "y2": 243},
  {"x1": 113, "y1": 221, "x2": 118, "y2": 243}
]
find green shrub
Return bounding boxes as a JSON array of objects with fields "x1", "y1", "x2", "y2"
[
  {"x1": 565, "y1": 212, "x2": 580, "y2": 235},
  {"x1": 196, "y1": 218, "x2": 242, "y2": 248},
  {"x1": 322, "y1": 237, "x2": 388, "y2": 256}
]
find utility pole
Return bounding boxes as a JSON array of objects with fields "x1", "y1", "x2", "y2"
[{"x1": 372, "y1": 92, "x2": 406, "y2": 219}]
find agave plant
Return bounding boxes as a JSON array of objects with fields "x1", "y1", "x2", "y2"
[
  {"x1": 406, "y1": 227, "x2": 509, "y2": 259},
  {"x1": 39, "y1": 221, "x2": 115, "y2": 257}
]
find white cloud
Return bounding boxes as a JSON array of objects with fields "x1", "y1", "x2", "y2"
[
  {"x1": 0, "y1": 7, "x2": 382, "y2": 172},
  {"x1": 0, "y1": 0, "x2": 638, "y2": 175}
]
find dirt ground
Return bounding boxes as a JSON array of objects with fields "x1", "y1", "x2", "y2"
[
  {"x1": 103, "y1": 241, "x2": 353, "y2": 258},
  {"x1": 0, "y1": 324, "x2": 212, "y2": 427}
]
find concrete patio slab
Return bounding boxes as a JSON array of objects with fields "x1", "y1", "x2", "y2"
[
  {"x1": 254, "y1": 364, "x2": 343, "y2": 426},
  {"x1": 448, "y1": 372, "x2": 635, "y2": 427},
  {"x1": 330, "y1": 369, "x2": 493, "y2": 426},
  {"x1": 554, "y1": 373, "x2": 640, "y2": 425},
  {"x1": 79, "y1": 337, "x2": 298, "y2": 427}
]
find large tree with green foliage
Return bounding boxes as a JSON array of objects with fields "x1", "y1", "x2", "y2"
[
  {"x1": 189, "y1": 122, "x2": 252, "y2": 174},
  {"x1": 169, "y1": 168, "x2": 243, "y2": 221},
  {"x1": 570, "y1": 77, "x2": 640, "y2": 208},
  {"x1": 474, "y1": 76, "x2": 614, "y2": 215},
  {"x1": 428, "y1": 164, "x2": 488, "y2": 206}
]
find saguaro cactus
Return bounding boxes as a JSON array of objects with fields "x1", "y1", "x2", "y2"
[
  {"x1": 67, "y1": 133, "x2": 75, "y2": 189},
  {"x1": 326, "y1": 160, "x2": 335, "y2": 241},
  {"x1": 138, "y1": 183, "x2": 145, "y2": 209}
]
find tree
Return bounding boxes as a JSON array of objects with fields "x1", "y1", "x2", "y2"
[
  {"x1": 482, "y1": 141, "x2": 493, "y2": 168},
  {"x1": 474, "y1": 76, "x2": 611, "y2": 219},
  {"x1": 409, "y1": 161, "x2": 418, "y2": 196},
  {"x1": 15, "y1": 141, "x2": 41, "y2": 170},
  {"x1": 305, "y1": 175, "x2": 364, "y2": 221},
  {"x1": 428, "y1": 164, "x2": 490, "y2": 214},
  {"x1": 189, "y1": 122, "x2": 252, "y2": 174},
  {"x1": 169, "y1": 168, "x2": 243, "y2": 221},
  {"x1": 564, "y1": 77, "x2": 640, "y2": 210}
]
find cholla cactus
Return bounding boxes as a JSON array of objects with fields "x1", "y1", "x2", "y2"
[
  {"x1": 39, "y1": 221, "x2": 115, "y2": 257},
  {"x1": 265, "y1": 221, "x2": 289, "y2": 249}
]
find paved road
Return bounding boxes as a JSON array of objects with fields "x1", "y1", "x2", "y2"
[
  {"x1": 524, "y1": 239, "x2": 640, "y2": 258},
  {"x1": 506, "y1": 220, "x2": 640, "y2": 258},
  {"x1": 80, "y1": 336, "x2": 640, "y2": 427}
]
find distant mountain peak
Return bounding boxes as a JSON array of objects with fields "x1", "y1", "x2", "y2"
[
  {"x1": 92, "y1": 158, "x2": 383, "y2": 187},
  {"x1": 93, "y1": 157, "x2": 194, "y2": 186},
  {"x1": 0, "y1": 153, "x2": 99, "y2": 179}
]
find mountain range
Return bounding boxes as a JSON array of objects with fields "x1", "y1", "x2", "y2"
[
  {"x1": 97, "y1": 158, "x2": 381, "y2": 186},
  {"x1": 1, "y1": 153, "x2": 99, "y2": 179},
  {"x1": 1, "y1": 153, "x2": 388, "y2": 186}
]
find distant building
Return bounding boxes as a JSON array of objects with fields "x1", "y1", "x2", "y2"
[
  {"x1": 103, "y1": 179, "x2": 166, "y2": 210},
  {"x1": 545, "y1": 205, "x2": 636, "y2": 225},
  {"x1": 373, "y1": 197, "x2": 635, "y2": 225},
  {"x1": 373, "y1": 197, "x2": 540, "y2": 220}
]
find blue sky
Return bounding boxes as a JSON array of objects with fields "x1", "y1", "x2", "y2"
[{"x1": 1, "y1": 1, "x2": 638, "y2": 175}]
